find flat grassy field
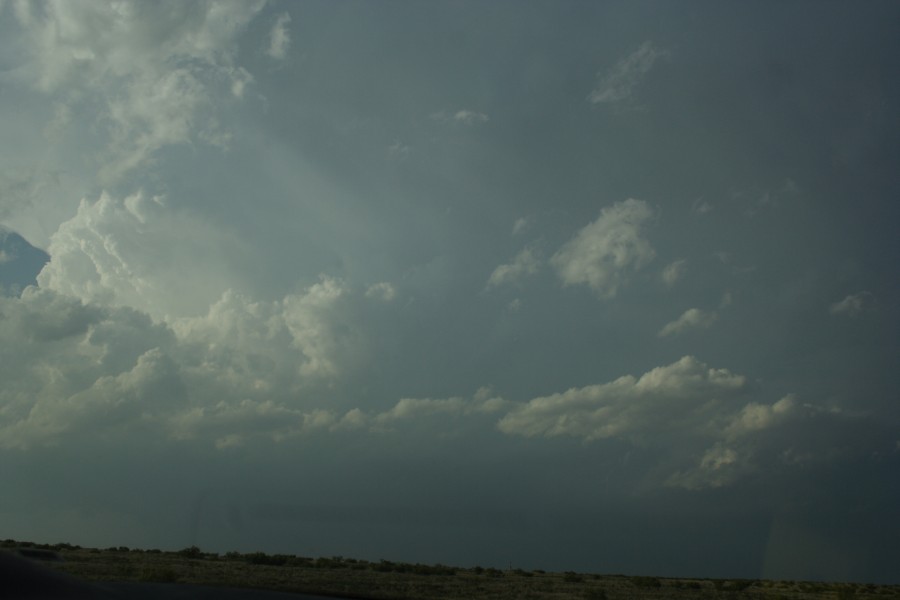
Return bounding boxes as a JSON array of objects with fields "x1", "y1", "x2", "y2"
[{"x1": 6, "y1": 540, "x2": 899, "y2": 600}]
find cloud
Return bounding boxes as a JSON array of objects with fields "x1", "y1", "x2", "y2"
[
  {"x1": 498, "y1": 356, "x2": 748, "y2": 442},
  {"x1": 724, "y1": 395, "x2": 797, "y2": 438},
  {"x1": 512, "y1": 217, "x2": 530, "y2": 236},
  {"x1": 174, "y1": 277, "x2": 362, "y2": 383},
  {"x1": 287, "y1": 388, "x2": 512, "y2": 436},
  {"x1": 486, "y1": 247, "x2": 541, "y2": 288},
  {"x1": 732, "y1": 179, "x2": 802, "y2": 218},
  {"x1": 666, "y1": 395, "x2": 802, "y2": 490},
  {"x1": 170, "y1": 399, "x2": 337, "y2": 449},
  {"x1": 36, "y1": 191, "x2": 246, "y2": 319},
  {"x1": 550, "y1": 198, "x2": 655, "y2": 297},
  {"x1": 10, "y1": 0, "x2": 265, "y2": 180},
  {"x1": 829, "y1": 291, "x2": 873, "y2": 317},
  {"x1": 42, "y1": 102, "x2": 73, "y2": 139},
  {"x1": 178, "y1": 388, "x2": 511, "y2": 445},
  {"x1": 0, "y1": 288, "x2": 173, "y2": 449},
  {"x1": 2, "y1": 346, "x2": 185, "y2": 449},
  {"x1": 720, "y1": 291, "x2": 733, "y2": 308},
  {"x1": 431, "y1": 110, "x2": 489, "y2": 125},
  {"x1": 658, "y1": 308, "x2": 717, "y2": 337},
  {"x1": 692, "y1": 198, "x2": 713, "y2": 214},
  {"x1": 374, "y1": 389, "x2": 509, "y2": 426},
  {"x1": 0, "y1": 169, "x2": 60, "y2": 220},
  {"x1": 0, "y1": 274, "x2": 508, "y2": 449},
  {"x1": 0, "y1": 276, "x2": 371, "y2": 450},
  {"x1": 661, "y1": 258, "x2": 686, "y2": 287},
  {"x1": 453, "y1": 110, "x2": 488, "y2": 125},
  {"x1": 496, "y1": 356, "x2": 825, "y2": 489},
  {"x1": 365, "y1": 282, "x2": 396, "y2": 302},
  {"x1": 0, "y1": 281, "x2": 888, "y2": 495},
  {"x1": 387, "y1": 140, "x2": 411, "y2": 160},
  {"x1": 267, "y1": 12, "x2": 292, "y2": 60},
  {"x1": 588, "y1": 41, "x2": 667, "y2": 106}
]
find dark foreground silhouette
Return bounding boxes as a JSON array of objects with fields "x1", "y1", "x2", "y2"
[
  {"x1": 6, "y1": 541, "x2": 898, "y2": 600},
  {"x1": 1, "y1": 551, "x2": 340, "y2": 600}
]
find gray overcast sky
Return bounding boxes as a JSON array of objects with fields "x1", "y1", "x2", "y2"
[{"x1": 1, "y1": 0, "x2": 898, "y2": 584}]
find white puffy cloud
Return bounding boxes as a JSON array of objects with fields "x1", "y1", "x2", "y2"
[
  {"x1": 37, "y1": 191, "x2": 245, "y2": 319},
  {"x1": 267, "y1": 12, "x2": 292, "y2": 60},
  {"x1": 661, "y1": 258, "x2": 686, "y2": 287},
  {"x1": 829, "y1": 291, "x2": 873, "y2": 317},
  {"x1": 658, "y1": 307, "x2": 718, "y2": 337},
  {"x1": 313, "y1": 387, "x2": 504, "y2": 426},
  {"x1": 375, "y1": 388, "x2": 508, "y2": 425},
  {"x1": 486, "y1": 247, "x2": 541, "y2": 288},
  {"x1": 550, "y1": 198, "x2": 655, "y2": 297},
  {"x1": 0, "y1": 276, "x2": 369, "y2": 450},
  {"x1": 10, "y1": 0, "x2": 265, "y2": 179},
  {"x1": 588, "y1": 41, "x2": 667, "y2": 106},
  {"x1": 173, "y1": 276, "x2": 362, "y2": 385},
  {"x1": 18, "y1": 348, "x2": 182, "y2": 443},
  {"x1": 498, "y1": 356, "x2": 747, "y2": 441},
  {"x1": 0, "y1": 284, "x2": 510, "y2": 446},
  {"x1": 498, "y1": 356, "x2": 814, "y2": 489},
  {"x1": 724, "y1": 395, "x2": 796, "y2": 438},
  {"x1": 0, "y1": 288, "x2": 174, "y2": 449}
]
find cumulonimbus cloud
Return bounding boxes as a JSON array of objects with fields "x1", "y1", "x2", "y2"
[{"x1": 37, "y1": 191, "x2": 247, "y2": 319}]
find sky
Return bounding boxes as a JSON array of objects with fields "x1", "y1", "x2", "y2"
[{"x1": 1, "y1": 0, "x2": 898, "y2": 584}]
